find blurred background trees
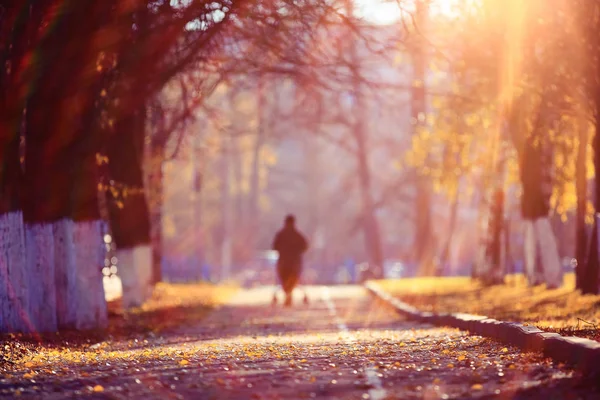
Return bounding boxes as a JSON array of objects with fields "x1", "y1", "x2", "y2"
[{"x1": 2, "y1": 0, "x2": 600, "y2": 333}]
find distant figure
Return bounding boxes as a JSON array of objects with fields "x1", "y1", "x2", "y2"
[{"x1": 272, "y1": 214, "x2": 309, "y2": 307}]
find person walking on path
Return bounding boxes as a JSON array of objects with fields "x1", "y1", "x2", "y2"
[{"x1": 272, "y1": 214, "x2": 309, "y2": 307}]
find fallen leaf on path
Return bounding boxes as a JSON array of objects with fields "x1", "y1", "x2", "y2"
[{"x1": 92, "y1": 385, "x2": 104, "y2": 392}]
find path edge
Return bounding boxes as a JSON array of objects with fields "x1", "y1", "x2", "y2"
[{"x1": 364, "y1": 281, "x2": 600, "y2": 377}]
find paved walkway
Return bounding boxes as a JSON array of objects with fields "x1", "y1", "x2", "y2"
[{"x1": 2, "y1": 286, "x2": 599, "y2": 399}]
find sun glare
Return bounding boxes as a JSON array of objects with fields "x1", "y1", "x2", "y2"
[
  {"x1": 354, "y1": 0, "x2": 402, "y2": 25},
  {"x1": 355, "y1": 0, "x2": 471, "y2": 25}
]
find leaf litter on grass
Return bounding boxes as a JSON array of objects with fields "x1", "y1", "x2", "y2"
[
  {"x1": 0, "y1": 283, "x2": 237, "y2": 372},
  {"x1": 375, "y1": 273, "x2": 600, "y2": 341}
]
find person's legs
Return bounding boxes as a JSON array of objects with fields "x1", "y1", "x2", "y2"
[
  {"x1": 277, "y1": 261, "x2": 303, "y2": 307},
  {"x1": 277, "y1": 263, "x2": 292, "y2": 306},
  {"x1": 282, "y1": 266, "x2": 301, "y2": 307},
  {"x1": 283, "y1": 272, "x2": 296, "y2": 307}
]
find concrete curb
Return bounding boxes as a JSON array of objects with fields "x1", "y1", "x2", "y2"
[{"x1": 365, "y1": 282, "x2": 600, "y2": 377}]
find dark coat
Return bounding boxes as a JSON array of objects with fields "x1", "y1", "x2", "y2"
[
  {"x1": 272, "y1": 225, "x2": 308, "y2": 293},
  {"x1": 272, "y1": 226, "x2": 308, "y2": 269}
]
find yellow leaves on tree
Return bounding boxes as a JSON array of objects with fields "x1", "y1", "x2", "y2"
[{"x1": 402, "y1": 105, "x2": 497, "y2": 202}]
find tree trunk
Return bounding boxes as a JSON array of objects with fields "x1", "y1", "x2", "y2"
[
  {"x1": 20, "y1": 0, "x2": 111, "y2": 331},
  {"x1": 472, "y1": 200, "x2": 488, "y2": 280},
  {"x1": 52, "y1": 219, "x2": 77, "y2": 329},
  {"x1": 249, "y1": 79, "x2": 265, "y2": 238},
  {"x1": 504, "y1": 217, "x2": 512, "y2": 275},
  {"x1": 106, "y1": 107, "x2": 153, "y2": 308},
  {"x1": 523, "y1": 219, "x2": 538, "y2": 284},
  {"x1": 220, "y1": 135, "x2": 233, "y2": 281},
  {"x1": 355, "y1": 128, "x2": 384, "y2": 277},
  {"x1": 24, "y1": 223, "x2": 57, "y2": 332},
  {"x1": 192, "y1": 142, "x2": 205, "y2": 278},
  {"x1": 575, "y1": 121, "x2": 588, "y2": 290},
  {"x1": 346, "y1": 1, "x2": 384, "y2": 277},
  {"x1": 534, "y1": 217, "x2": 562, "y2": 288},
  {"x1": 0, "y1": 115, "x2": 27, "y2": 332},
  {"x1": 438, "y1": 189, "x2": 460, "y2": 276},
  {"x1": 0, "y1": 211, "x2": 28, "y2": 333},
  {"x1": 411, "y1": 0, "x2": 433, "y2": 273},
  {"x1": 23, "y1": 95, "x2": 73, "y2": 333},
  {"x1": 582, "y1": 96, "x2": 600, "y2": 294},
  {"x1": 583, "y1": 216, "x2": 600, "y2": 294},
  {"x1": 488, "y1": 189, "x2": 505, "y2": 284},
  {"x1": 73, "y1": 220, "x2": 107, "y2": 329},
  {"x1": 520, "y1": 126, "x2": 562, "y2": 288},
  {"x1": 0, "y1": 1, "x2": 32, "y2": 333},
  {"x1": 148, "y1": 138, "x2": 164, "y2": 286},
  {"x1": 231, "y1": 138, "x2": 244, "y2": 229},
  {"x1": 70, "y1": 151, "x2": 108, "y2": 329}
]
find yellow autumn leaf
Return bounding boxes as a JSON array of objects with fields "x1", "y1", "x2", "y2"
[
  {"x1": 501, "y1": 348, "x2": 509, "y2": 353},
  {"x1": 471, "y1": 383, "x2": 483, "y2": 390},
  {"x1": 179, "y1": 360, "x2": 189, "y2": 366},
  {"x1": 457, "y1": 355, "x2": 466, "y2": 361},
  {"x1": 93, "y1": 385, "x2": 104, "y2": 392},
  {"x1": 23, "y1": 373, "x2": 34, "y2": 379}
]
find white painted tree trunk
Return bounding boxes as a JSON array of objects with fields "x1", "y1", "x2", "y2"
[
  {"x1": 534, "y1": 218, "x2": 563, "y2": 288},
  {"x1": 135, "y1": 244, "x2": 153, "y2": 303},
  {"x1": 117, "y1": 249, "x2": 136, "y2": 308},
  {"x1": 524, "y1": 218, "x2": 563, "y2": 288},
  {"x1": 523, "y1": 220, "x2": 538, "y2": 285},
  {"x1": 53, "y1": 219, "x2": 77, "y2": 329},
  {"x1": 0, "y1": 211, "x2": 29, "y2": 333},
  {"x1": 118, "y1": 245, "x2": 152, "y2": 309},
  {"x1": 73, "y1": 220, "x2": 108, "y2": 330},
  {"x1": 25, "y1": 223, "x2": 57, "y2": 332},
  {"x1": 473, "y1": 245, "x2": 487, "y2": 278}
]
